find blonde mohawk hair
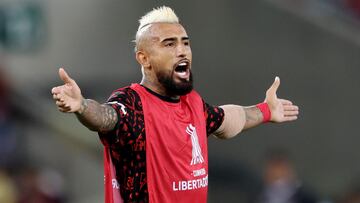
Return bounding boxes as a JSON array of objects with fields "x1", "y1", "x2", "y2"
[
  {"x1": 134, "y1": 6, "x2": 179, "y2": 51},
  {"x1": 137, "y1": 6, "x2": 179, "y2": 31}
]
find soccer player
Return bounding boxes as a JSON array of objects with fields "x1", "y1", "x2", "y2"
[{"x1": 51, "y1": 6, "x2": 299, "y2": 203}]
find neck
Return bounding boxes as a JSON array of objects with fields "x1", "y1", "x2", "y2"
[{"x1": 140, "y1": 76, "x2": 180, "y2": 100}]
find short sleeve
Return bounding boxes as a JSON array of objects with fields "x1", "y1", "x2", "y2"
[
  {"x1": 204, "y1": 102, "x2": 225, "y2": 135},
  {"x1": 98, "y1": 87, "x2": 142, "y2": 147}
]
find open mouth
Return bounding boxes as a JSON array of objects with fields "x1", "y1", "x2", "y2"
[{"x1": 174, "y1": 60, "x2": 190, "y2": 79}]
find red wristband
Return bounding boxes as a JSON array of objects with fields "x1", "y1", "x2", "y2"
[{"x1": 256, "y1": 103, "x2": 271, "y2": 123}]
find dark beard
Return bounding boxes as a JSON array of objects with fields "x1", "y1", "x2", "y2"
[{"x1": 157, "y1": 70, "x2": 193, "y2": 96}]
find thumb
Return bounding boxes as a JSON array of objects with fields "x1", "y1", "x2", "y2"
[
  {"x1": 59, "y1": 68, "x2": 73, "y2": 84},
  {"x1": 267, "y1": 76, "x2": 280, "y2": 96}
]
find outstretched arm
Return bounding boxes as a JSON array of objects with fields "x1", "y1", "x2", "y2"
[
  {"x1": 212, "y1": 77, "x2": 299, "y2": 139},
  {"x1": 51, "y1": 68, "x2": 117, "y2": 132}
]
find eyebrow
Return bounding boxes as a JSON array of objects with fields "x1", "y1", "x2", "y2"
[{"x1": 161, "y1": 37, "x2": 190, "y2": 43}]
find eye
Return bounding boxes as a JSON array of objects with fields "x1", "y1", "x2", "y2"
[
  {"x1": 184, "y1": 41, "x2": 190, "y2": 46},
  {"x1": 165, "y1": 42, "x2": 174, "y2": 47}
]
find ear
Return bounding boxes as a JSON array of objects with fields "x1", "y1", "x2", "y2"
[{"x1": 136, "y1": 51, "x2": 150, "y2": 69}]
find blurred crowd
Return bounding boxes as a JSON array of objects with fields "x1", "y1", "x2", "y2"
[
  {"x1": 252, "y1": 149, "x2": 360, "y2": 203},
  {"x1": 0, "y1": 167, "x2": 66, "y2": 203},
  {"x1": 254, "y1": 150, "x2": 318, "y2": 203},
  {"x1": 345, "y1": 0, "x2": 360, "y2": 18},
  {"x1": 0, "y1": 64, "x2": 66, "y2": 203}
]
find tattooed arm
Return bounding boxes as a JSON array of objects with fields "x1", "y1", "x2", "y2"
[
  {"x1": 75, "y1": 99, "x2": 117, "y2": 132},
  {"x1": 51, "y1": 68, "x2": 117, "y2": 133},
  {"x1": 212, "y1": 77, "x2": 299, "y2": 139}
]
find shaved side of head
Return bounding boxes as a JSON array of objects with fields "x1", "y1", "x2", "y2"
[{"x1": 134, "y1": 6, "x2": 179, "y2": 52}]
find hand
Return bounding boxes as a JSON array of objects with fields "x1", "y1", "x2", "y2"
[
  {"x1": 51, "y1": 68, "x2": 83, "y2": 113},
  {"x1": 265, "y1": 77, "x2": 299, "y2": 123}
]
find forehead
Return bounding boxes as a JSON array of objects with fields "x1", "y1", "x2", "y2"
[{"x1": 148, "y1": 23, "x2": 188, "y2": 41}]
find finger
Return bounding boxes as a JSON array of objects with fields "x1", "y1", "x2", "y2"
[
  {"x1": 53, "y1": 94, "x2": 61, "y2": 100},
  {"x1": 53, "y1": 95, "x2": 65, "y2": 103},
  {"x1": 51, "y1": 87, "x2": 60, "y2": 94},
  {"x1": 53, "y1": 95, "x2": 63, "y2": 101},
  {"x1": 284, "y1": 105, "x2": 299, "y2": 111},
  {"x1": 58, "y1": 107, "x2": 71, "y2": 112},
  {"x1": 54, "y1": 97, "x2": 65, "y2": 103},
  {"x1": 267, "y1": 76, "x2": 280, "y2": 95},
  {"x1": 284, "y1": 116, "x2": 298, "y2": 121},
  {"x1": 280, "y1": 99, "x2": 293, "y2": 105},
  {"x1": 59, "y1": 68, "x2": 73, "y2": 84},
  {"x1": 284, "y1": 110, "x2": 299, "y2": 116},
  {"x1": 56, "y1": 100, "x2": 68, "y2": 108},
  {"x1": 56, "y1": 100, "x2": 64, "y2": 106}
]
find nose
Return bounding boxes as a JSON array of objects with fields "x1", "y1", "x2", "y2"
[{"x1": 176, "y1": 44, "x2": 187, "y2": 58}]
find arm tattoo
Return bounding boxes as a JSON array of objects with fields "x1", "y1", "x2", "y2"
[
  {"x1": 243, "y1": 106, "x2": 263, "y2": 130},
  {"x1": 75, "y1": 99, "x2": 118, "y2": 132},
  {"x1": 78, "y1": 98, "x2": 89, "y2": 114}
]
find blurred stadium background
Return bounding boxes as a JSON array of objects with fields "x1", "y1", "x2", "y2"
[{"x1": 1, "y1": 0, "x2": 360, "y2": 202}]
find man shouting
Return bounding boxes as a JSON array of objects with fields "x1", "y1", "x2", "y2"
[{"x1": 51, "y1": 6, "x2": 299, "y2": 203}]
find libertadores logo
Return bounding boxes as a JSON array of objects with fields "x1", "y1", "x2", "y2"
[
  {"x1": 172, "y1": 125, "x2": 207, "y2": 191},
  {"x1": 186, "y1": 124, "x2": 204, "y2": 165}
]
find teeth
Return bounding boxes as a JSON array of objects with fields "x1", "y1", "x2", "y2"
[{"x1": 178, "y1": 62, "x2": 187, "y2": 66}]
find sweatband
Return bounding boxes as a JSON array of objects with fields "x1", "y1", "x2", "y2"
[{"x1": 256, "y1": 103, "x2": 271, "y2": 123}]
